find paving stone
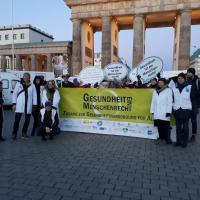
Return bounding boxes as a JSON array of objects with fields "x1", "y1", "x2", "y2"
[{"x1": 0, "y1": 110, "x2": 200, "y2": 200}]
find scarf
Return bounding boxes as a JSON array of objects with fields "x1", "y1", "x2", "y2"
[
  {"x1": 35, "y1": 84, "x2": 41, "y2": 106},
  {"x1": 177, "y1": 82, "x2": 188, "y2": 93},
  {"x1": 46, "y1": 88, "x2": 55, "y2": 102},
  {"x1": 156, "y1": 85, "x2": 167, "y2": 95}
]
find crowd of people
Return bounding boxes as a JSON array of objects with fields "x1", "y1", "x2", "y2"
[
  {"x1": 0, "y1": 68, "x2": 199, "y2": 147},
  {"x1": 0, "y1": 73, "x2": 60, "y2": 141},
  {"x1": 151, "y1": 68, "x2": 200, "y2": 147}
]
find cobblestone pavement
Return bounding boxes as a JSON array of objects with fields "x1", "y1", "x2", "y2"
[{"x1": 0, "y1": 110, "x2": 200, "y2": 200}]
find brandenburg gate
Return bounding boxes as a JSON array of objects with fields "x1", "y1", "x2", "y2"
[{"x1": 64, "y1": 0, "x2": 200, "y2": 75}]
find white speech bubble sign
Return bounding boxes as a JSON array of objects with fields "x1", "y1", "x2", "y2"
[
  {"x1": 79, "y1": 66, "x2": 104, "y2": 84},
  {"x1": 136, "y1": 57, "x2": 163, "y2": 84},
  {"x1": 104, "y1": 63, "x2": 129, "y2": 81}
]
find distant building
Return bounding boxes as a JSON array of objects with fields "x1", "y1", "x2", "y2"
[
  {"x1": 94, "y1": 53, "x2": 102, "y2": 67},
  {"x1": 0, "y1": 24, "x2": 54, "y2": 45},
  {"x1": 0, "y1": 25, "x2": 72, "y2": 74},
  {"x1": 190, "y1": 48, "x2": 200, "y2": 76}
]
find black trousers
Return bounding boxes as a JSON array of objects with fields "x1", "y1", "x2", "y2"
[
  {"x1": 13, "y1": 113, "x2": 31, "y2": 135},
  {"x1": 191, "y1": 112, "x2": 197, "y2": 134},
  {"x1": 154, "y1": 120, "x2": 170, "y2": 141},
  {"x1": 174, "y1": 109, "x2": 191, "y2": 146},
  {"x1": 0, "y1": 113, "x2": 3, "y2": 137},
  {"x1": 31, "y1": 106, "x2": 40, "y2": 136}
]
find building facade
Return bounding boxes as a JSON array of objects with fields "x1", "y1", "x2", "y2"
[
  {"x1": 64, "y1": 0, "x2": 200, "y2": 75},
  {"x1": 0, "y1": 24, "x2": 53, "y2": 45},
  {"x1": 0, "y1": 25, "x2": 72, "y2": 73}
]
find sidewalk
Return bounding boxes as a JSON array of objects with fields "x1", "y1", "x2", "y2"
[{"x1": 0, "y1": 110, "x2": 200, "y2": 200}]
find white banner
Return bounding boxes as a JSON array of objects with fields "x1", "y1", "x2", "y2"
[{"x1": 60, "y1": 118, "x2": 160, "y2": 139}]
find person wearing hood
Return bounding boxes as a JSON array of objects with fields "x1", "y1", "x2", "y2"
[
  {"x1": 12, "y1": 73, "x2": 37, "y2": 140},
  {"x1": 31, "y1": 76, "x2": 44, "y2": 136},
  {"x1": 0, "y1": 81, "x2": 5, "y2": 141},
  {"x1": 150, "y1": 78, "x2": 173, "y2": 144},
  {"x1": 186, "y1": 68, "x2": 200, "y2": 141},
  {"x1": 172, "y1": 73, "x2": 196, "y2": 148},
  {"x1": 41, "y1": 80, "x2": 60, "y2": 110}
]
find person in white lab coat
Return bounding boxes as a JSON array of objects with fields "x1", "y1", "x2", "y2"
[
  {"x1": 151, "y1": 78, "x2": 173, "y2": 144},
  {"x1": 12, "y1": 73, "x2": 37, "y2": 140},
  {"x1": 41, "y1": 80, "x2": 60, "y2": 110}
]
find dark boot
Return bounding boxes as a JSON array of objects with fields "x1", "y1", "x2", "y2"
[
  {"x1": 0, "y1": 136, "x2": 5, "y2": 141},
  {"x1": 22, "y1": 132, "x2": 29, "y2": 139},
  {"x1": 190, "y1": 134, "x2": 196, "y2": 142},
  {"x1": 166, "y1": 128, "x2": 172, "y2": 144},
  {"x1": 12, "y1": 133, "x2": 17, "y2": 140}
]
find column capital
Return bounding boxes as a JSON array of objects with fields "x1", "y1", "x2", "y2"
[
  {"x1": 180, "y1": 9, "x2": 192, "y2": 14},
  {"x1": 102, "y1": 16, "x2": 112, "y2": 21},
  {"x1": 134, "y1": 13, "x2": 145, "y2": 18},
  {"x1": 71, "y1": 18, "x2": 81, "y2": 23}
]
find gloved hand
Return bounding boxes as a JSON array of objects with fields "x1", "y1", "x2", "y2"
[{"x1": 157, "y1": 73, "x2": 161, "y2": 79}]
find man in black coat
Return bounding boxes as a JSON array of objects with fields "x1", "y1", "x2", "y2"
[
  {"x1": 186, "y1": 68, "x2": 200, "y2": 141},
  {"x1": 0, "y1": 81, "x2": 5, "y2": 141},
  {"x1": 58, "y1": 75, "x2": 74, "y2": 88}
]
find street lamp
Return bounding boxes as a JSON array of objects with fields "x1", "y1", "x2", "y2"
[{"x1": 11, "y1": 0, "x2": 15, "y2": 71}]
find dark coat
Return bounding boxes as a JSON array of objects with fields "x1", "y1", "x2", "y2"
[
  {"x1": 59, "y1": 81, "x2": 74, "y2": 88},
  {"x1": 0, "y1": 91, "x2": 3, "y2": 119},
  {"x1": 187, "y1": 75, "x2": 200, "y2": 108}
]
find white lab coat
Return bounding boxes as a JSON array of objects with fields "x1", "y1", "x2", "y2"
[
  {"x1": 172, "y1": 85, "x2": 192, "y2": 111},
  {"x1": 41, "y1": 89, "x2": 60, "y2": 109},
  {"x1": 150, "y1": 87, "x2": 173, "y2": 121},
  {"x1": 12, "y1": 82, "x2": 37, "y2": 114}
]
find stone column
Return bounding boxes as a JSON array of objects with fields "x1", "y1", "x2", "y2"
[
  {"x1": 111, "y1": 20, "x2": 119, "y2": 63},
  {"x1": 1, "y1": 55, "x2": 7, "y2": 72},
  {"x1": 24, "y1": 57, "x2": 29, "y2": 71},
  {"x1": 67, "y1": 46, "x2": 72, "y2": 75},
  {"x1": 31, "y1": 54, "x2": 37, "y2": 71},
  {"x1": 71, "y1": 18, "x2": 82, "y2": 75},
  {"x1": 133, "y1": 14, "x2": 145, "y2": 68},
  {"x1": 47, "y1": 54, "x2": 52, "y2": 72},
  {"x1": 81, "y1": 22, "x2": 94, "y2": 67},
  {"x1": 15, "y1": 55, "x2": 22, "y2": 71},
  {"x1": 173, "y1": 10, "x2": 191, "y2": 70},
  {"x1": 10, "y1": 56, "x2": 15, "y2": 71},
  {"x1": 102, "y1": 16, "x2": 112, "y2": 68}
]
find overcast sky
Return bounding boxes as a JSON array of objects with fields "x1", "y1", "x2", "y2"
[{"x1": 1, "y1": 0, "x2": 200, "y2": 70}]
